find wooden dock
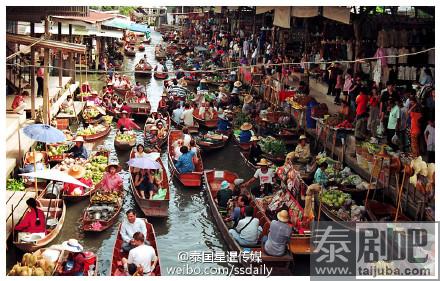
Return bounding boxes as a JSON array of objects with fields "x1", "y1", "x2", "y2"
[
  {"x1": 6, "y1": 190, "x2": 36, "y2": 240},
  {"x1": 56, "y1": 101, "x2": 85, "y2": 118}
]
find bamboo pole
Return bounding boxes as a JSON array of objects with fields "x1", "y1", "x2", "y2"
[
  {"x1": 394, "y1": 170, "x2": 406, "y2": 222},
  {"x1": 33, "y1": 148, "x2": 38, "y2": 196}
]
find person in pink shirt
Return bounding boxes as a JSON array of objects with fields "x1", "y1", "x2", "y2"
[
  {"x1": 98, "y1": 163, "x2": 123, "y2": 193},
  {"x1": 117, "y1": 111, "x2": 141, "y2": 130}
]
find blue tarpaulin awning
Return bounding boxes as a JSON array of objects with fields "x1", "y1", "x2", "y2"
[{"x1": 103, "y1": 18, "x2": 151, "y2": 34}]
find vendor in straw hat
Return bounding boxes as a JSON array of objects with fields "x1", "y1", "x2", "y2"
[
  {"x1": 98, "y1": 163, "x2": 123, "y2": 193},
  {"x1": 239, "y1": 122, "x2": 253, "y2": 143},
  {"x1": 292, "y1": 135, "x2": 311, "y2": 163},
  {"x1": 242, "y1": 94, "x2": 254, "y2": 115},
  {"x1": 67, "y1": 136, "x2": 88, "y2": 159},
  {"x1": 58, "y1": 239, "x2": 86, "y2": 276},
  {"x1": 64, "y1": 165, "x2": 92, "y2": 196},
  {"x1": 262, "y1": 210, "x2": 292, "y2": 257},
  {"x1": 117, "y1": 110, "x2": 141, "y2": 131},
  {"x1": 145, "y1": 125, "x2": 160, "y2": 151},
  {"x1": 158, "y1": 92, "x2": 168, "y2": 114},
  {"x1": 242, "y1": 158, "x2": 275, "y2": 197},
  {"x1": 217, "y1": 86, "x2": 230, "y2": 106},
  {"x1": 198, "y1": 78, "x2": 209, "y2": 91},
  {"x1": 248, "y1": 135, "x2": 263, "y2": 165}
]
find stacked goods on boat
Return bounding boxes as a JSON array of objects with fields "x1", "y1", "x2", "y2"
[
  {"x1": 82, "y1": 107, "x2": 100, "y2": 119},
  {"x1": 84, "y1": 192, "x2": 120, "y2": 230},
  {"x1": 8, "y1": 249, "x2": 61, "y2": 276},
  {"x1": 115, "y1": 133, "x2": 136, "y2": 143},
  {"x1": 77, "y1": 124, "x2": 108, "y2": 136},
  {"x1": 320, "y1": 189, "x2": 367, "y2": 222},
  {"x1": 55, "y1": 154, "x2": 108, "y2": 185},
  {"x1": 47, "y1": 144, "x2": 70, "y2": 159}
]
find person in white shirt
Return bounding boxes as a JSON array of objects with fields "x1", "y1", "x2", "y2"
[
  {"x1": 242, "y1": 158, "x2": 275, "y2": 197},
  {"x1": 134, "y1": 144, "x2": 148, "y2": 158},
  {"x1": 180, "y1": 104, "x2": 194, "y2": 126},
  {"x1": 172, "y1": 105, "x2": 184, "y2": 125},
  {"x1": 172, "y1": 139, "x2": 183, "y2": 161},
  {"x1": 229, "y1": 206, "x2": 262, "y2": 247},
  {"x1": 182, "y1": 127, "x2": 192, "y2": 148},
  {"x1": 120, "y1": 210, "x2": 148, "y2": 252},
  {"x1": 122, "y1": 232, "x2": 158, "y2": 275}
]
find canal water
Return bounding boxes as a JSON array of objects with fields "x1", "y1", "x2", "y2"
[{"x1": 7, "y1": 30, "x2": 309, "y2": 276}]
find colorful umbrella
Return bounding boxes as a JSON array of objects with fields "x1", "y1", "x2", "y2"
[
  {"x1": 19, "y1": 169, "x2": 90, "y2": 189},
  {"x1": 127, "y1": 157, "x2": 161, "y2": 170},
  {"x1": 23, "y1": 124, "x2": 66, "y2": 144}
]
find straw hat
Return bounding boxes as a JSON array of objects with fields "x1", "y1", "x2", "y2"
[
  {"x1": 121, "y1": 110, "x2": 128, "y2": 114},
  {"x1": 220, "y1": 180, "x2": 230, "y2": 190},
  {"x1": 299, "y1": 135, "x2": 307, "y2": 141},
  {"x1": 107, "y1": 82, "x2": 113, "y2": 86},
  {"x1": 73, "y1": 136, "x2": 85, "y2": 142},
  {"x1": 161, "y1": 92, "x2": 168, "y2": 97},
  {"x1": 62, "y1": 239, "x2": 84, "y2": 253},
  {"x1": 26, "y1": 152, "x2": 44, "y2": 163},
  {"x1": 200, "y1": 79, "x2": 207, "y2": 83},
  {"x1": 96, "y1": 106, "x2": 106, "y2": 115},
  {"x1": 277, "y1": 210, "x2": 289, "y2": 223},
  {"x1": 243, "y1": 95, "x2": 253, "y2": 104},
  {"x1": 240, "y1": 122, "x2": 252, "y2": 131},
  {"x1": 256, "y1": 158, "x2": 269, "y2": 166},
  {"x1": 150, "y1": 126, "x2": 158, "y2": 131},
  {"x1": 250, "y1": 135, "x2": 260, "y2": 142},
  {"x1": 106, "y1": 163, "x2": 122, "y2": 172},
  {"x1": 234, "y1": 81, "x2": 242, "y2": 88},
  {"x1": 83, "y1": 81, "x2": 89, "y2": 85},
  {"x1": 180, "y1": 79, "x2": 188, "y2": 87},
  {"x1": 68, "y1": 165, "x2": 86, "y2": 179}
]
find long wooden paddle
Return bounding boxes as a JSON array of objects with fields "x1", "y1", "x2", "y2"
[{"x1": 394, "y1": 170, "x2": 406, "y2": 222}]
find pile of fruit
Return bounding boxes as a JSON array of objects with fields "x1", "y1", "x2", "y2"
[
  {"x1": 324, "y1": 115, "x2": 343, "y2": 127},
  {"x1": 341, "y1": 175, "x2": 363, "y2": 187},
  {"x1": 82, "y1": 107, "x2": 99, "y2": 119},
  {"x1": 115, "y1": 133, "x2": 136, "y2": 143},
  {"x1": 320, "y1": 190, "x2": 351, "y2": 209},
  {"x1": 7, "y1": 178, "x2": 25, "y2": 191},
  {"x1": 78, "y1": 92, "x2": 92, "y2": 97},
  {"x1": 77, "y1": 124, "x2": 108, "y2": 136},
  {"x1": 335, "y1": 120, "x2": 354, "y2": 129},
  {"x1": 84, "y1": 154, "x2": 109, "y2": 184},
  {"x1": 47, "y1": 144, "x2": 69, "y2": 157},
  {"x1": 56, "y1": 158, "x2": 88, "y2": 172},
  {"x1": 102, "y1": 115, "x2": 113, "y2": 124},
  {"x1": 8, "y1": 250, "x2": 58, "y2": 276},
  {"x1": 334, "y1": 203, "x2": 366, "y2": 222},
  {"x1": 91, "y1": 191, "x2": 120, "y2": 204}
]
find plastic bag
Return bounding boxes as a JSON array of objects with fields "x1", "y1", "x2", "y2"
[
  {"x1": 152, "y1": 188, "x2": 167, "y2": 200},
  {"x1": 376, "y1": 122, "x2": 384, "y2": 137}
]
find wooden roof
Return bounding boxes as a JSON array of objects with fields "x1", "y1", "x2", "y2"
[{"x1": 6, "y1": 33, "x2": 86, "y2": 53}]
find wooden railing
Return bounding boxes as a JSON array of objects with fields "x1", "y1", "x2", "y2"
[{"x1": 6, "y1": 46, "x2": 31, "y2": 93}]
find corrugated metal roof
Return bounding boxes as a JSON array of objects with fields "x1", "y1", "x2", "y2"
[{"x1": 51, "y1": 11, "x2": 116, "y2": 24}]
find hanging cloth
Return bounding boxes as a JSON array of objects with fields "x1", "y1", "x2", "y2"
[{"x1": 273, "y1": 7, "x2": 291, "y2": 29}]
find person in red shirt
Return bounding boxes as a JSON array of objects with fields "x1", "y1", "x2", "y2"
[
  {"x1": 367, "y1": 88, "x2": 380, "y2": 138},
  {"x1": 354, "y1": 89, "x2": 369, "y2": 140},
  {"x1": 408, "y1": 102, "x2": 422, "y2": 156},
  {"x1": 58, "y1": 239, "x2": 86, "y2": 276},
  {"x1": 120, "y1": 102, "x2": 132, "y2": 114},
  {"x1": 117, "y1": 111, "x2": 141, "y2": 130},
  {"x1": 14, "y1": 197, "x2": 46, "y2": 235},
  {"x1": 11, "y1": 91, "x2": 29, "y2": 114},
  {"x1": 36, "y1": 65, "x2": 44, "y2": 97},
  {"x1": 63, "y1": 165, "x2": 93, "y2": 195}
]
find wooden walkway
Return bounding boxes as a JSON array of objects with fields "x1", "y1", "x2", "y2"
[
  {"x1": 56, "y1": 101, "x2": 85, "y2": 118},
  {"x1": 6, "y1": 190, "x2": 36, "y2": 240}
]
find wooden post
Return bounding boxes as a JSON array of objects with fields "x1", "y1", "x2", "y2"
[
  {"x1": 69, "y1": 24, "x2": 73, "y2": 43},
  {"x1": 58, "y1": 22, "x2": 62, "y2": 87},
  {"x1": 69, "y1": 52, "x2": 75, "y2": 83},
  {"x1": 30, "y1": 22, "x2": 36, "y2": 119},
  {"x1": 43, "y1": 17, "x2": 50, "y2": 124}
]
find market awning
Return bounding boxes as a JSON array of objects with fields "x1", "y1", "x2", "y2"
[
  {"x1": 6, "y1": 33, "x2": 86, "y2": 53},
  {"x1": 102, "y1": 18, "x2": 150, "y2": 33}
]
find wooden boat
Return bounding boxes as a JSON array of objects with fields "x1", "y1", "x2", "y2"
[
  {"x1": 61, "y1": 151, "x2": 109, "y2": 202},
  {"x1": 110, "y1": 219, "x2": 161, "y2": 276},
  {"x1": 184, "y1": 77, "x2": 199, "y2": 86},
  {"x1": 114, "y1": 86, "x2": 131, "y2": 97},
  {"x1": 114, "y1": 133, "x2": 137, "y2": 151},
  {"x1": 365, "y1": 200, "x2": 411, "y2": 222},
  {"x1": 82, "y1": 196, "x2": 123, "y2": 232},
  {"x1": 205, "y1": 170, "x2": 294, "y2": 268},
  {"x1": 196, "y1": 133, "x2": 229, "y2": 151},
  {"x1": 129, "y1": 153, "x2": 170, "y2": 217},
  {"x1": 167, "y1": 130, "x2": 203, "y2": 187},
  {"x1": 274, "y1": 129, "x2": 297, "y2": 145},
  {"x1": 232, "y1": 132, "x2": 252, "y2": 151},
  {"x1": 124, "y1": 45, "x2": 136, "y2": 57},
  {"x1": 138, "y1": 44, "x2": 145, "y2": 51},
  {"x1": 240, "y1": 151, "x2": 274, "y2": 171},
  {"x1": 262, "y1": 153, "x2": 286, "y2": 165},
  {"x1": 154, "y1": 46, "x2": 166, "y2": 60},
  {"x1": 78, "y1": 124, "x2": 111, "y2": 142},
  {"x1": 192, "y1": 108, "x2": 219, "y2": 129},
  {"x1": 134, "y1": 62, "x2": 152, "y2": 77},
  {"x1": 144, "y1": 114, "x2": 170, "y2": 149},
  {"x1": 170, "y1": 118, "x2": 199, "y2": 134},
  {"x1": 127, "y1": 101, "x2": 151, "y2": 119},
  {"x1": 154, "y1": 72, "x2": 168, "y2": 80},
  {"x1": 13, "y1": 198, "x2": 66, "y2": 252}
]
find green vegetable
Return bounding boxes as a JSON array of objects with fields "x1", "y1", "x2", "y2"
[
  {"x1": 7, "y1": 179, "x2": 25, "y2": 191},
  {"x1": 260, "y1": 137, "x2": 287, "y2": 157}
]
